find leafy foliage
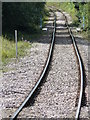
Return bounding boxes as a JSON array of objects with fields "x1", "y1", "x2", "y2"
[
  {"x1": 47, "y1": 2, "x2": 89, "y2": 31},
  {"x1": 74, "y1": 2, "x2": 89, "y2": 30},
  {"x1": 2, "y1": 2, "x2": 45, "y2": 34}
]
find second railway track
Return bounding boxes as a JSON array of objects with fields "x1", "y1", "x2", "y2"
[{"x1": 10, "y1": 8, "x2": 84, "y2": 120}]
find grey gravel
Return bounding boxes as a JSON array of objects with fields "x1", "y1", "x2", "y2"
[
  {"x1": 65, "y1": 11, "x2": 89, "y2": 119},
  {"x1": 17, "y1": 11, "x2": 79, "y2": 118},
  {"x1": 73, "y1": 31, "x2": 89, "y2": 119}
]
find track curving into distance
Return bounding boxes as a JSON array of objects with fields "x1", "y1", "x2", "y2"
[{"x1": 10, "y1": 8, "x2": 84, "y2": 120}]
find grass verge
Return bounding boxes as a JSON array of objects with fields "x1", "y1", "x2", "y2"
[
  {"x1": 1, "y1": 6, "x2": 51, "y2": 66},
  {"x1": 1, "y1": 36, "x2": 31, "y2": 65}
]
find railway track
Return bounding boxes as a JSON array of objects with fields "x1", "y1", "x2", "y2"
[
  {"x1": 10, "y1": 8, "x2": 84, "y2": 120},
  {"x1": 58, "y1": 9, "x2": 84, "y2": 120}
]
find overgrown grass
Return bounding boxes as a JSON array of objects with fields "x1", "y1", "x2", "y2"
[
  {"x1": 2, "y1": 13, "x2": 49, "y2": 65},
  {"x1": 1, "y1": 36, "x2": 31, "y2": 65},
  {"x1": 1, "y1": 4, "x2": 52, "y2": 67}
]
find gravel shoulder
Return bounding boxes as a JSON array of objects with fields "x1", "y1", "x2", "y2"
[
  {"x1": 1, "y1": 12, "x2": 54, "y2": 119},
  {"x1": 64, "y1": 11, "x2": 89, "y2": 119},
  {"x1": 74, "y1": 34, "x2": 89, "y2": 118}
]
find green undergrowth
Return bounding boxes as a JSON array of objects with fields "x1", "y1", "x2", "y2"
[
  {"x1": 1, "y1": 3, "x2": 52, "y2": 68},
  {"x1": 46, "y1": 2, "x2": 89, "y2": 40},
  {"x1": 1, "y1": 29, "x2": 48, "y2": 66},
  {"x1": 1, "y1": 36, "x2": 31, "y2": 65},
  {"x1": 46, "y1": 2, "x2": 78, "y2": 24},
  {"x1": 2, "y1": 9, "x2": 50, "y2": 66}
]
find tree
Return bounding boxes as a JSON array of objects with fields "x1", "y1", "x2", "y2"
[{"x1": 2, "y1": 2, "x2": 45, "y2": 34}]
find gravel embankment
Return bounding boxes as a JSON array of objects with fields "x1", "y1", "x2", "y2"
[
  {"x1": 17, "y1": 11, "x2": 78, "y2": 119},
  {"x1": 64, "y1": 11, "x2": 89, "y2": 119},
  {"x1": 1, "y1": 12, "x2": 54, "y2": 119},
  {"x1": 74, "y1": 34, "x2": 89, "y2": 118}
]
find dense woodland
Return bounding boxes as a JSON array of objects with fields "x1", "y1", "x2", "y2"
[
  {"x1": 2, "y1": 2, "x2": 89, "y2": 38},
  {"x1": 2, "y1": 2, "x2": 46, "y2": 34}
]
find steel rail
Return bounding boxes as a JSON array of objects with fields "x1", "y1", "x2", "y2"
[
  {"x1": 10, "y1": 11, "x2": 56, "y2": 120},
  {"x1": 65, "y1": 15, "x2": 83, "y2": 120},
  {"x1": 57, "y1": 9, "x2": 84, "y2": 120},
  {"x1": 67, "y1": 25, "x2": 83, "y2": 120}
]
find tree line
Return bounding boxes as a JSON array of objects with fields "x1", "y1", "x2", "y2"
[
  {"x1": 2, "y1": 2, "x2": 45, "y2": 34},
  {"x1": 2, "y1": 2, "x2": 89, "y2": 36}
]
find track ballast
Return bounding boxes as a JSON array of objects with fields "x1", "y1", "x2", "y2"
[{"x1": 10, "y1": 8, "x2": 84, "y2": 120}]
